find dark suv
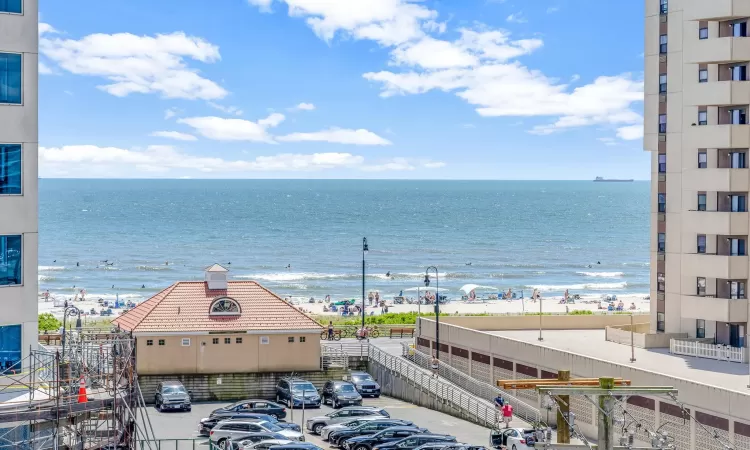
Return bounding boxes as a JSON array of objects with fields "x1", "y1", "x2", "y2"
[
  {"x1": 329, "y1": 420, "x2": 414, "y2": 447},
  {"x1": 276, "y1": 377, "x2": 321, "y2": 409},
  {"x1": 343, "y1": 427, "x2": 427, "y2": 450},
  {"x1": 350, "y1": 372, "x2": 381, "y2": 397},
  {"x1": 322, "y1": 380, "x2": 363, "y2": 408},
  {"x1": 372, "y1": 434, "x2": 456, "y2": 450}
]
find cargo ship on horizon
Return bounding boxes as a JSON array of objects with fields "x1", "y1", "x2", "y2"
[{"x1": 593, "y1": 176, "x2": 634, "y2": 182}]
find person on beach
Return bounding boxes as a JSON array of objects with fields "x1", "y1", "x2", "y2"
[
  {"x1": 43, "y1": 290, "x2": 50, "y2": 302},
  {"x1": 327, "y1": 321, "x2": 334, "y2": 340},
  {"x1": 501, "y1": 403, "x2": 514, "y2": 428},
  {"x1": 368, "y1": 292, "x2": 374, "y2": 306},
  {"x1": 431, "y1": 355, "x2": 439, "y2": 377}
]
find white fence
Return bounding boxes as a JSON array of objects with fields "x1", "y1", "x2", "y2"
[{"x1": 670, "y1": 339, "x2": 747, "y2": 363}]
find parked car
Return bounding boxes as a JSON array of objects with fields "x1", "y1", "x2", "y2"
[
  {"x1": 211, "y1": 400, "x2": 287, "y2": 419},
  {"x1": 442, "y1": 445, "x2": 488, "y2": 450},
  {"x1": 373, "y1": 434, "x2": 456, "y2": 450},
  {"x1": 411, "y1": 443, "x2": 456, "y2": 450},
  {"x1": 321, "y1": 417, "x2": 384, "y2": 441},
  {"x1": 268, "y1": 444, "x2": 323, "y2": 450},
  {"x1": 224, "y1": 434, "x2": 290, "y2": 450},
  {"x1": 489, "y1": 428, "x2": 539, "y2": 450},
  {"x1": 276, "y1": 377, "x2": 321, "y2": 409},
  {"x1": 322, "y1": 380, "x2": 363, "y2": 408},
  {"x1": 239, "y1": 439, "x2": 293, "y2": 450},
  {"x1": 307, "y1": 407, "x2": 391, "y2": 435},
  {"x1": 153, "y1": 381, "x2": 191, "y2": 412},
  {"x1": 350, "y1": 372, "x2": 381, "y2": 397},
  {"x1": 210, "y1": 420, "x2": 305, "y2": 448},
  {"x1": 329, "y1": 420, "x2": 413, "y2": 447},
  {"x1": 200, "y1": 413, "x2": 300, "y2": 436},
  {"x1": 343, "y1": 427, "x2": 428, "y2": 450}
]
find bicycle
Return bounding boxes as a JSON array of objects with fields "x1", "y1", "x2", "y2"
[{"x1": 320, "y1": 330, "x2": 342, "y2": 341}]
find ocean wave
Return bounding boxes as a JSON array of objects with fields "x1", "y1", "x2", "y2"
[
  {"x1": 238, "y1": 271, "x2": 476, "y2": 282},
  {"x1": 237, "y1": 272, "x2": 349, "y2": 282},
  {"x1": 528, "y1": 282, "x2": 627, "y2": 291},
  {"x1": 136, "y1": 265, "x2": 173, "y2": 271},
  {"x1": 39, "y1": 275, "x2": 56, "y2": 282},
  {"x1": 576, "y1": 271, "x2": 625, "y2": 278},
  {"x1": 39, "y1": 266, "x2": 66, "y2": 271}
]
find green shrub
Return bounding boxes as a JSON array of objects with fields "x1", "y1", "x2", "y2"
[
  {"x1": 38, "y1": 313, "x2": 61, "y2": 332},
  {"x1": 569, "y1": 310, "x2": 593, "y2": 315}
]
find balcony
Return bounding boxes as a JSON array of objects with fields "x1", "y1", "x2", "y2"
[
  {"x1": 682, "y1": 253, "x2": 749, "y2": 279},
  {"x1": 684, "y1": 0, "x2": 750, "y2": 21},
  {"x1": 684, "y1": 124, "x2": 750, "y2": 148},
  {"x1": 682, "y1": 211, "x2": 749, "y2": 235},
  {"x1": 684, "y1": 81, "x2": 750, "y2": 106},
  {"x1": 683, "y1": 168, "x2": 750, "y2": 191},
  {"x1": 686, "y1": 37, "x2": 750, "y2": 64},
  {"x1": 681, "y1": 295, "x2": 748, "y2": 323}
]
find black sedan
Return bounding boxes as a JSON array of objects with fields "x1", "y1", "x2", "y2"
[
  {"x1": 199, "y1": 413, "x2": 300, "y2": 436},
  {"x1": 343, "y1": 427, "x2": 427, "y2": 450},
  {"x1": 329, "y1": 420, "x2": 414, "y2": 446},
  {"x1": 372, "y1": 434, "x2": 456, "y2": 450},
  {"x1": 210, "y1": 400, "x2": 287, "y2": 419}
]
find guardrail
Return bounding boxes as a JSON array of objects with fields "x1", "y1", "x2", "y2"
[
  {"x1": 368, "y1": 344, "x2": 539, "y2": 430},
  {"x1": 401, "y1": 343, "x2": 540, "y2": 424},
  {"x1": 321, "y1": 341, "x2": 370, "y2": 357},
  {"x1": 670, "y1": 338, "x2": 746, "y2": 363},
  {"x1": 137, "y1": 439, "x2": 218, "y2": 449}
]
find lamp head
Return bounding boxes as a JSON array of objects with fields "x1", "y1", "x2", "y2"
[
  {"x1": 424, "y1": 274, "x2": 430, "y2": 287},
  {"x1": 363, "y1": 237, "x2": 369, "y2": 253}
]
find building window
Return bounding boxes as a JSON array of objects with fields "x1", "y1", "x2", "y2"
[
  {"x1": 659, "y1": 114, "x2": 667, "y2": 133},
  {"x1": 288, "y1": 337, "x2": 295, "y2": 343},
  {"x1": 731, "y1": 151, "x2": 747, "y2": 168},
  {"x1": 657, "y1": 312, "x2": 665, "y2": 332},
  {"x1": 733, "y1": 21, "x2": 748, "y2": 38},
  {"x1": 729, "y1": 108, "x2": 747, "y2": 125},
  {"x1": 236, "y1": 337, "x2": 243, "y2": 344},
  {"x1": 696, "y1": 320, "x2": 706, "y2": 339},
  {"x1": 660, "y1": 0, "x2": 667, "y2": 14},
  {"x1": 658, "y1": 154, "x2": 666, "y2": 172},
  {"x1": 181, "y1": 338, "x2": 190, "y2": 346},
  {"x1": 657, "y1": 272, "x2": 665, "y2": 292},
  {"x1": 212, "y1": 338, "x2": 219, "y2": 344},
  {"x1": 699, "y1": 69, "x2": 708, "y2": 83},
  {"x1": 0, "y1": 53, "x2": 21, "y2": 105},
  {"x1": 730, "y1": 238, "x2": 746, "y2": 256},
  {"x1": 224, "y1": 337, "x2": 231, "y2": 344},
  {"x1": 699, "y1": 27, "x2": 708, "y2": 40},
  {"x1": 0, "y1": 0, "x2": 22, "y2": 14},
  {"x1": 0, "y1": 144, "x2": 20, "y2": 195},
  {"x1": 658, "y1": 193, "x2": 666, "y2": 212},
  {"x1": 731, "y1": 194, "x2": 747, "y2": 212},
  {"x1": 697, "y1": 277, "x2": 706, "y2": 296},
  {"x1": 732, "y1": 65, "x2": 747, "y2": 81},
  {"x1": 0, "y1": 235, "x2": 22, "y2": 286},
  {"x1": 658, "y1": 233, "x2": 666, "y2": 252},
  {"x1": 158, "y1": 339, "x2": 165, "y2": 346},
  {"x1": 730, "y1": 281, "x2": 746, "y2": 299},
  {"x1": 209, "y1": 297, "x2": 241, "y2": 316},
  {"x1": 698, "y1": 111, "x2": 708, "y2": 126},
  {"x1": 697, "y1": 235, "x2": 707, "y2": 253},
  {"x1": 698, "y1": 193, "x2": 707, "y2": 211},
  {"x1": 660, "y1": 35, "x2": 668, "y2": 54},
  {"x1": 698, "y1": 151, "x2": 707, "y2": 168},
  {"x1": 659, "y1": 74, "x2": 667, "y2": 93},
  {"x1": 0, "y1": 324, "x2": 21, "y2": 374},
  {"x1": 300, "y1": 336, "x2": 306, "y2": 343},
  {"x1": 146, "y1": 340, "x2": 153, "y2": 346}
]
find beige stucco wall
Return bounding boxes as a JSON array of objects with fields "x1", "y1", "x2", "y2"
[
  {"x1": 135, "y1": 332, "x2": 321, "y2": 375},
  {"x1": 429, "y1": 313, "x2": 649, "y2": 331},
  {"x1": 605, "y1": 323, "x2": 685, "y2": 348}
]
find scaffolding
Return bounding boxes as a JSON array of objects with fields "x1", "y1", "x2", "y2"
[{"x1": 0, "y1": 330, "x2": 157, "y2": 449}]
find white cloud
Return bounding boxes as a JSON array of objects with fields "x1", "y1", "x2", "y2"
[
  {"x1": 40, "y1": 27, "x2": 227, "y2": 100},
  {"x1": 291, "y1": 102, "x2": 316, "y2": 111},
  {"x1": 39, "y1": 144, "x2": 436, "y2": 177},
  {"x1": 164, "y1": 108, "x2": 182, "y2": 120},
  {"x1": 616, "y1": 124, "x2": 644, "y2": 140},
  {"x1": 391, "y1": 37, "x2": 478, "y2": 69},
  {"x1": 248, "y1": 0, "x2": 274, "y2": 13},
  {"x1": 598, "y1": 137, "x2": 617, "y2": 147},
  {"x1": 461, "y1": 123, "x2": 476, "y2": 129},
  {"x1": 39, "y1": 62, "x2": 54, "y2": 75},
  {"x1": 546, "y1": 7, "x2": 560, "y2": 13},
  {"x1": 150, "y1": 131, "x2": 198, "y2": 141},
  {"x1": 277, "y1": 128, "x2": 392, "y2": 145},
  {"x1": 39, "y1": 23, "x2": 57, "y2": 35},
  {"x1": 506, "y1": 12, "x2": 528, "y2": 24},
  {"x1": 208, "y1": 102, "x2": 244, "y2": 116},
  {"x1": 178, "y1": 113, "x2": 284, "y2": 142}
]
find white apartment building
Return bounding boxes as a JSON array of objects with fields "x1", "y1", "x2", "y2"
[
  {"x1": 646, "y1": 0, "x2": 750, "y2": 346},
  {"x1": 0, "y1": 0, "x2": 38, "y2": 372}
]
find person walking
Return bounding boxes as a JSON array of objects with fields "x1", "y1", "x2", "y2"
[
  {"x1": 501, "y1": 402, "x2": 514, "y2": 428},
  {"x1": 431, "y1": 354, "x2": 439, "y2": 378},
  {"x1": 327, "y1": 321, "x2": 334, "y2": 341},
  {"x1": 494, "y1": 394, "x2": 505, "y2": 426},
  {"x1": 368, "y1": 292, "x2": 374, "y2": 306}
]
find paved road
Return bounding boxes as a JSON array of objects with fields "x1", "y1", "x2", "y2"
[{"x1": 141, "y1": 395, "x2": 493, "y2": 448}]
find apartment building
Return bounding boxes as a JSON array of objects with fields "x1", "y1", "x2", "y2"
[
  {"x1": 646, "y1": 0, "x2": 750, "y2": 346},
  {"x1": 0, "y1": 0, "x2": 38, "y2": 372}
]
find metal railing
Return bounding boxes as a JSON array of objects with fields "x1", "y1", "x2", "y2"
[
  {"x1": 138, "y1": 439, "x2": 218, "y2": 449},
  {"x1": 321, "y1": 341, "x2": 370, "y2": 357},
  {"x1": 670, "y1": 338, "x2": 746, "y2": 363},
  {"x1": 401, "y1": 343, "x2": 540, "y2": 424},
  {"x1": 368, "y1": 344, "x2": 539, "y2": 430}
]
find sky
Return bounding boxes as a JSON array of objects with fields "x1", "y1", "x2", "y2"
[{"x1": 38, "y1": 0, "x2": 646, "y2": 180}]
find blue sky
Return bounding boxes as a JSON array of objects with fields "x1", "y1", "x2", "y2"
[{"x1": 38, "y1": 0, "x2": 646, "y2": 179}]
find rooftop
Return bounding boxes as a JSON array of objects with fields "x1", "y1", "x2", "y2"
[
  {"x1": 488, "y1": 329, "x2": 750, "y2": 394},
  {"x1": 112, "y1": 280, "x2": 322, "y2": 333}
]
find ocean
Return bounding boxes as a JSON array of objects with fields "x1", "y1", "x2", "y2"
[{"x1": 38, "y1": 179, "x2": 650, "y2": 303}]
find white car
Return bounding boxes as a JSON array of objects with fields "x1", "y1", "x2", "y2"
[
  {"x1": 321, "y1": 417, "x2": 382, "y2": 441},
  {"x1": 490, "y1": 428, "x2": 541, "y2": 450},
  {"x1": 242, "y1": 439, "x2": 294, "y2": 450},
  {"x1": 210, "y1": 420, "x2": 304, "y2": 448}
]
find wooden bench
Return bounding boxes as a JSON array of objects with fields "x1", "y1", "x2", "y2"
[
  {"x1": 389, "y1": 328, "x2": 415, "y2": 338},
  {"x1": 38, "y1": 334, "x2": 62, "y2": 345}
]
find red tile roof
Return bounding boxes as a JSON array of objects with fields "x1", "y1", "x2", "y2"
[{"x1": 112, "y1": 281, "x2": 323, "y2": 333}]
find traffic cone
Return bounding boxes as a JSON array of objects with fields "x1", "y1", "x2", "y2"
[{"x1": 77, "y1": 374, "x2": 88, "y2": 403}]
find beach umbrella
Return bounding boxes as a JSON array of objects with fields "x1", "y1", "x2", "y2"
[
  {"x1": 459, "y1": 284, "x2": 495, "y2": 294},
  {"x1": 404, "y1": 286, "x2": 446, "y2": 292}
]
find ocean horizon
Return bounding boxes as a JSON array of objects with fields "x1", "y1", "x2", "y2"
[{"x1": 39, "y1": 179, "x2": 650, "y2": 304}]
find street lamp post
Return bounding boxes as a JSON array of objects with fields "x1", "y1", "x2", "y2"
[
  {"x1": 424, "y1": 266, "x2": 439, "y2": 360},
  {"x1": 362, "y1": 238, "x2": 369, "y2": 334},
  {"x1": 62, "y1": 305, "x2": 82, "y2": 360}
]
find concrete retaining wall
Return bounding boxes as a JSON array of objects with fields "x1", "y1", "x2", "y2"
[
  {"x1": 605, "y1": 324, "x2": 686, "y2": 348},
  {"x1": 433, "y1": 314, "x2": 649, "y2": 331}
]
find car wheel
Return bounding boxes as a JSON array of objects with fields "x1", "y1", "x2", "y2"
[
  {"x1": 355, "y1": 445, "x2": 369, "y2": 450},
  {"x1": 333, "y1": 398, "x2": 338, "y2": 409},
  {"x1": 270, "y1": 413, "x2": 279, "y2": 420},
  {"x1": 217, "y1": 439, "x2": 227, "y2": 449},
  {"x1": 314, "y1": 423, "x2": 324, "y2": 435},
  {"x1": 374, "y1": 395, "x2": 380, "y2": 398},
  {"x1": 512, "y1": 445, "x2": 517, "y2": 450}
]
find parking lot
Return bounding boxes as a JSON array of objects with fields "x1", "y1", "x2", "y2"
[{"x1": 144, "y1": 395, "x2": 494, "y2": 448}]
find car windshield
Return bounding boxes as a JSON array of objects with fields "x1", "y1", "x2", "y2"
[
  {"x1": 292, "y1": 383, "x2": 316, "y2": 393},
  {"x1": 352, "y1": 374, "x2": 374, "y2": 382},
  {"x1": 335, "y1": 384, "x2": 356, "y2": 393},
  {"x1": 163, "y1": 386, "x2": 187, "y2": 394},
  {"x1": 261, "y1": 422, "x2": 283, "y2": 432}
]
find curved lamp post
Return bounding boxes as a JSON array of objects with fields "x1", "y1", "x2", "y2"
[
  {"x1": 424, "y1": 266, "x2": 439, "y2": 359},
  {"x1": 362, "y1": 238, "x2": 369, "y2": 333},
  {"x1": 62, "y1": 305, "x2": 82, "y2": 359}
]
